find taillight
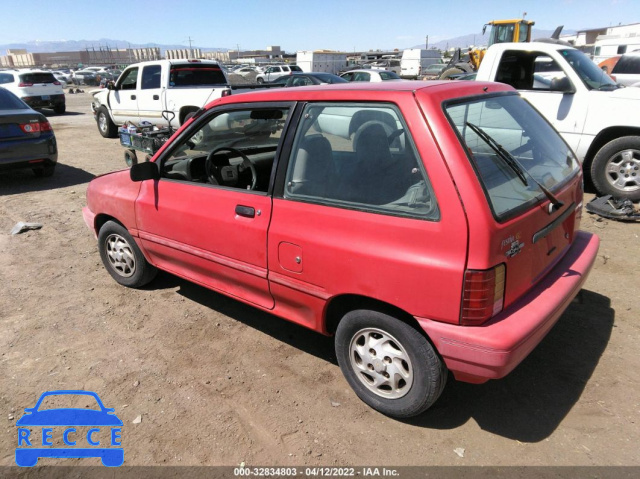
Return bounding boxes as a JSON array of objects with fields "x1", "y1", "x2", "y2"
[
  {"x1": 18, "y1": 82, "x2": 33, "y2": 87},
  {"x1": 461, "y1": 264, "x2": 505, "y2": 325},
  {"x1": 20, "y1": 121, "x2": 52, "y2": 133},
  {"x1": 53, "y1": 81, "x2": 61, "y2": 85}
]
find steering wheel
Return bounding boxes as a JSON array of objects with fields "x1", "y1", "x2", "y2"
[{"x1": 205, "y1": 147, "x2": 257, "y2": 190}]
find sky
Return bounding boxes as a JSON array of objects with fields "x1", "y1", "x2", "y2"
[{"x1": 0, "y1": 0, "x2": 638, "y2": 52}]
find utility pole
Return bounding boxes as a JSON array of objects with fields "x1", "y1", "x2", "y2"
[
  {"x1": 425, "y1": 35, "x2": 429, "y2": 49},
  {"x1": 188, "y1": 36, "x2": 194, "y2": 59}
]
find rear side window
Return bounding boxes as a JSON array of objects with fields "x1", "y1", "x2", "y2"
[
  {"x1": 284, "y1": 103, "x2": 439, "y2": 220},
  {"x1": 0, "y1": 73, "x2": 14, "y2": 84},
  {"x1": 379, "y1": 71, "x2": 400, "y2": 80},
  {"x1": 0, "y1": 88, "x2": 28, "y2": 109},
  {"x1": 141, "y1": 65, "x2": 161, "y2": 89},
  {"x1": 169, "y1": 64, "x2": 227, "y2": 86},
  {"x1": 445, "y1": 94, "x2": 580, "y2": 220},
  {"x1": 612, "y1": 55, "x2": 640, "y2": 74},
  {"x1": 290, "y1": 66, "x2": 303, "y2": 72},
  {"x1": 19, "y1": 72, "x2": 57, "y2": 84}
]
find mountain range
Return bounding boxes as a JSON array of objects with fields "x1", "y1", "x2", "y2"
[{"x1": 1, "y1": 28, "x2": 574, "y2": 56}]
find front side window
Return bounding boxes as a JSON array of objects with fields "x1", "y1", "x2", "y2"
[
  {"x1": 284, "y1": 103, "x2": 438, "y2": 220},
  {"x1": 162, "y1": 107, "x2": 289, "y2": 192},
  {"x1": 379, "y1": 71, "x2": 400, "y2": 80},
  {"x1": 445, "y1": 94, "x2": 580, "y2": 220},
  {"x1": 353, "y1": 72, "x2": 370, "y2": 82},
  {"x1": 118, "y1": 68, "x2": 138, "y2": 90}
]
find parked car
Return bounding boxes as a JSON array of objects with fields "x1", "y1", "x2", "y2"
[
  {"x1": 421, "y1": 63, "x2": 447, "y2": 80},
  {"x1": 610, "y1": 51, "x2": 640, "y2": 86},
  {"x1": 232, "y1": 66, "x2": 257, "y2": 77},
  {"x1": 71, "y1": 69, "x2": 98, "y2": 86},
  {"x1": 256, "y1": 65, "x2": 303, "y2": 83},
  {"x1": 0, "y1": 87, "x2": 57, "y2": 176},
  {"x1": 598, "y1": 56, "x2": 621, "y2": 76},
  {"x1": 0, "y1": 70, "x2": 65, "y2": 114},
  {"x1": 50, "y1": 70, "x2": 70, "y2": 85},
  {"x1": 84, "y1": 81, "x2": 599, "y2": 418},
  {"x1": 271, "y1": 72, "x2": 348, "y2": 87},
  {"x1": 340, "y1": 69, "x2": 402, "y2": 82}
]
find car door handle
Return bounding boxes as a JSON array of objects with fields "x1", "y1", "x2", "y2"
[
  {"x1": 235, "y1": 205, "x2": 255, "y2": 218},
  {"x1": 153, "y1": 95, "x2": 159, "y2": 100},
  {"x1": 131, "y1": 95, "x2": 136, "y2": 100}
]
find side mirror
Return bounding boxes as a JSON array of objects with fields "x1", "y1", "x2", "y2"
[
  {"x1": 550, "y1": 76, "x2": 575, "y2": 94},
  {"x1": 130, "y1": 161, "x2": 160, "y2": 182}
]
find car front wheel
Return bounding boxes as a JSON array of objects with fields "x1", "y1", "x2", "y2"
[
  {"x1": 98, "y1": 221, "x2": 157, "y2": 288},
  {"x1": 335, "y1": 310, "x2": 447, "y2": 418},
  {"x1": 591, "y1": 136, "x2": 640, "y2": 201},
  {"x1": 97, "y1": 106, "x2": 118, "y2": 138}
]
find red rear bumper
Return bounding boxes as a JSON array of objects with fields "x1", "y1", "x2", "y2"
[{"x1": 417, "y1": 231, "x2": 600, "y2": 384}]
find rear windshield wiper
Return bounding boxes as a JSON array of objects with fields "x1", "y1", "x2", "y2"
[{"x1": 465, "y1": 121, "x2": 564, "y2": 210}]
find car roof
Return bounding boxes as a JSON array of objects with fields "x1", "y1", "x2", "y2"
[{"x1": 217, "y1": 80, "x2": 513, "y2": 105}]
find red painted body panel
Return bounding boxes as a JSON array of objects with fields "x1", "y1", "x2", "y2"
[
  {"x1": 84, "y1": 170, "x2": 142, "y2": 233},
  {"x1": 418, "y1": 231, "x2": 599, "y2": 383},
  {"x1": 134, "y1": 180, "x2": 274, "y2": 309}
]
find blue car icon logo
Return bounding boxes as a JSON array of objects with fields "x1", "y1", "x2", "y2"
[{"x1": 15, "y1": 390, "x2": 123, "y2": 467}]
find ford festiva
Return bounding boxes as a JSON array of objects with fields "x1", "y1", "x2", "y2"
[{"x1": 83, "y1": 81, "x2": 599, "y2": 418}]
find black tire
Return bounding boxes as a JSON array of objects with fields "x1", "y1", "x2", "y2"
[
  {"x1": 54, "y1": 104, "x2": 66, "y2": 114},
  {"x1": 97, "y1": 221, "x2": 157, "y2": 288},
  {"x1": 124, "y1": 149, "x2": 138, "y2": 167},
  {"x1": 182, "y1": 110, "x2": 197, "y2": 125},
  {"x1": 590, "y1": 136, "x2": 640, "y2": 201},
  {"x1": 257, "y1": 77, "x2": 264, "y2": 84},
  {"x1": 335, "y1": 310, "x2": 447, "y2": 418},
  {"x1": 33, "y1": 164, "x2": 55, "y2": 177},
  {"x1": 97, "y1": 106, "x2": 118, "y2": 138},
  {"x1": 438, "y1": 67, "x2": 464, "y2": 80}
]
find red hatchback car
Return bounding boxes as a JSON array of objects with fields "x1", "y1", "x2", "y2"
[{"x1": 84, "y1": 81, "x2": 599, "y2": 418}]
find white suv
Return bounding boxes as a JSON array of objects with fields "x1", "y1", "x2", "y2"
[
  {"x1": 256, "y1": 65, "x2": 303, "y2": 83},
  {"x1": 0, "y1": 70, "x2": 66, "y2": 114}
]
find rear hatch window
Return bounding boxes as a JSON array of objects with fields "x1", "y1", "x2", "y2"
[
  {"x1": 169, "y1": 64, "x2": 228, "y2": 87},
  {"x1": 445, "y1": 93, "x2": 580, "y2": 221},
  {"x1": 612, "y1": 55, "x2": 640, "y2": 74},
  {"x1": 19, "y1": 72, "x2": 58, "y2": 84}
]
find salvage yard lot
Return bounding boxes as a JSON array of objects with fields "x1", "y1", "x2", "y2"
[{"x1": 1, "y1": 92, "x2": 639, "y2": 467}]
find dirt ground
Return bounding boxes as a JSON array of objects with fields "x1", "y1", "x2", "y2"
[{"x1": 1, "y1": 91, "x2": 639, "y2": 470}]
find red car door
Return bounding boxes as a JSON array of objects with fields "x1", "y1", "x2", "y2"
[{"x1": 134, "y1": 105, "x2": 292, "y2": 309}]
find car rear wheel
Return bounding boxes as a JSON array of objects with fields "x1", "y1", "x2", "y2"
[
  {"x1": 97, "y1": 106, "x2": 118, "y2": 138},
  {"x1": 335, "y1": 309, "x2": 447, "y2": 418},
  {"x1": 591, "y1": 136, "x2": 640, "y2": 201},
  {"x1": 54, "y1": 104, "x2": 66, "y2": 114},
  {"x1": 98, "y1": 221, "x2": 157, "y2": 288}
]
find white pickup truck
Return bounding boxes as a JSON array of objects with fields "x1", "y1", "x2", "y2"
[
  {"x1": 476, "y1": 42, "x2": 640, "y2": 201},
  {"x1": 91, "y1": 59, "x2": 231, "y2": 138}
]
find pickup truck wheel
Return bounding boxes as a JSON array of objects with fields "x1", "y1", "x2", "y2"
[
  {"x1": 335, "y1": 310, "x2": 447, "y2": 418},
  {"x1": 98, "y1": 221, "x2": 157, "y2": 288},
  {"x1": 53, "y1": 104, "x2": 66, "y2": 114},
  {"x1": 591, "y1": 136, "x2": 640, "y2": 201},
  {"x1": 438, "y1": 67, "x2": 464, "y2": 80},
  {"x1": 97, "y1": 106, "x2": 118, "y2": 138}
]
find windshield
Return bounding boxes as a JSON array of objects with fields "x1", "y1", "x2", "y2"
[
  {"x1": 445, "y1": 94, "x2": 580, "y2": 220},
  {"x1": 559, "y1": 49, "x2": 619, "y2": 90}
]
